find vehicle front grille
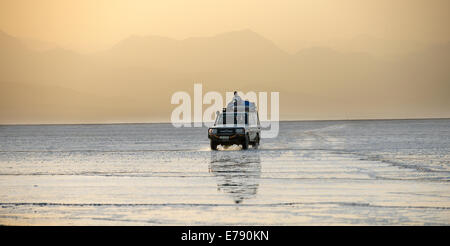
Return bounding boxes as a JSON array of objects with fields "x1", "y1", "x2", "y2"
[{"x1": 217, "y1": 128, "x2": 235, "y2": 136}]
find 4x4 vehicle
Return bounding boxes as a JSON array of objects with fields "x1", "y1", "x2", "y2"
[{"x1": 208, "y1": 100, "x2": 261, "y2": 150}]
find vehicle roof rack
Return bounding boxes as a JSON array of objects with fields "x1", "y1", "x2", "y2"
[{"x1": 223, "y1": 100, "x2": 257, "y2": 113}]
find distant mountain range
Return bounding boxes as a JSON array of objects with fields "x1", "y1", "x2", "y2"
[{"x1": 1, "y1": 29, "x2": 449, "y2": 124}]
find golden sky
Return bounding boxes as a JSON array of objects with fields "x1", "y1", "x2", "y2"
[
  {"x1": 1, "y1": 0, "x2": 449, "y2": 123},
  {"x1": 1, "y1": 0, "x2": 449, "y2": 52}
]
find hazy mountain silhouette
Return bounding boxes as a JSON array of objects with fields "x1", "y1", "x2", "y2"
[
  {"x1": 19, "y1": 37, "x2": 60, "y2": 52},
  {"x1": 0, "y1": 30, "x2": 28, "y2": 53},
  {"x1": 100, "y1": 29, "x2": 288, "y2": 74},
  {"x1": 0, "y1": 29, "x2": 449, "y2": 124},
  {"x1": 326, "y1": 34, "x2": 429, "y2": 58}
]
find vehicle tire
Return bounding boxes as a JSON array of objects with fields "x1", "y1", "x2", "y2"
[
  {"x1": 253, "y1": 134, "x2": 260, "y2": 149},
  {"x1": 242, "y1": 134, "x2": 249, "y2": 150},
  {"x1": 210, "y1": 140, "x2": 218, "y2": 151}
]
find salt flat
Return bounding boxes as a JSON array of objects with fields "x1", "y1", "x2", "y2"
[{"x1": 0, "y1": 120, "x2": 449, "y2": 225}]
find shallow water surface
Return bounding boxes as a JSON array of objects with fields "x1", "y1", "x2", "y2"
[{"x1": 0, "y1": 119, "x2": 449, "y2": 225}]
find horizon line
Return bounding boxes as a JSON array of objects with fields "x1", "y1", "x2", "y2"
[{"x1": 1, "y1": 117, "x2": 448, "y2": 127}]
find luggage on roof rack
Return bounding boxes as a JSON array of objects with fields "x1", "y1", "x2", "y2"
[{"x1": 224, "y1": 100, "x2": 256, "y2": 112}]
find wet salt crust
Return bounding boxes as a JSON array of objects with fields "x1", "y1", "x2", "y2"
[{"x1": 0, "y1": 119, "x2": 449, "y2": 225}]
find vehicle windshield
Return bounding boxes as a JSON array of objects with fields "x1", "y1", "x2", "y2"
[
  {"x1": 215, "y1": 112, "x2": 258, "y2": 126},
  {"x1": 215, "y1": 113, "x2": 245, "y2": 125}
]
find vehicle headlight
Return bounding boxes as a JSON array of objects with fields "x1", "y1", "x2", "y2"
[
  {"x1": 209, "y1": 129, "x2": 217, "y2": 134},
  {"x1": 235, "y1": 128, "x2": 244, "y2": 134}
]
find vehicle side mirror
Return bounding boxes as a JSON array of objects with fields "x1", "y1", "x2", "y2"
[{"x1": 216, "y1": 111, "x2": 220, "y2": 116}]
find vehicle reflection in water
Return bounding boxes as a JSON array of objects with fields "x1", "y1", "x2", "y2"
[{"x1": 209, "y1": 149, "x2": 261, "y2": 204}]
